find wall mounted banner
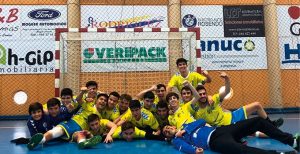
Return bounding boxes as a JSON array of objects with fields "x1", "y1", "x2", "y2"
[
  {"x1": 200, "y1": 37, "x2": 267, "y2": 70},
  {"x1": 223, "y1": 5, "x2": 265, "y2": 37},
  {"x1": 0, "y1": 40, "x2": 55, "y2": 74},
  {"x1": 277, "y1": 5, "x2": 300, "y2": 69},
  {"x1": 181, "y1": 5, "x2": 224, "y2": 37},
  {"x1": 0, "y1": 5, "x2": 67, "y2": 40},
  {"x1": 81, "y1": 6, "x2": 168, "y2": 28}
]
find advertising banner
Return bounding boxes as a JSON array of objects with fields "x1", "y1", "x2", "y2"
[
  {"x1": 81, "y1": 6, "x2": 168, "y2": 28},
  {"x1": 223, "y1": 5, "x2": 265, "y2": 37},
  {"x1": 277, "y1": 5, "x2": 300, "y2": 69},
  {"x1": 0, "y1": 5, "x2": 67, "y2": 40},
  {"x1": 200, "y1": 37, "x2": 267, "y2": 70},
  {"x1": 182, "y1": 5, "x2": 267, "y2": 70},
  {"x1": 81, "y1": 39, "x2": 169, "y2": 72},
  {"x1": 0, "y1": 40, "x2": 55, "y2": 74}
]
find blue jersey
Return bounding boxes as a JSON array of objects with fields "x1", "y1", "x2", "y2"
[
  {"x1": 27, "y1": 114, "x2": 53, "y2": 136},
  {"x1": 48, "y1": 105, "x2": 73, "y2": 126},
  {"x1": 171, "y1": 119, "x2": 216, "y2": 154}
]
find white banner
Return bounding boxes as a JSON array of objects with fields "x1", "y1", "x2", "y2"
[
  {"x1": 277, "y1": 5, "x2": 300, "y2": 69},
  {"x1": 81, "y1": 40, "x2": 169, "y2": 72},
  {"x1": 181, "y1": 5, "x2": 224, "y2": 37},
  {"x1": 200, "y1": 37, "x2": 267, "y2": 70},
  {"x1": 0, "y1": 5, "x2": 67, "y2": 40},
  {"x1": 81, "y1": 5, "x2": 168, "y2": 28},
  {"x1": 0, "y1": 5, "x2": 21, "y2": 39},
  {"x1": 0, "y1": 40, "x2": 55, "y2": 74}
]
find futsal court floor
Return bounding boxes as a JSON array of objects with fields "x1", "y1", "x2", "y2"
[{"x1": 1, "y1": 113, "x2": 299, "y2": 154}]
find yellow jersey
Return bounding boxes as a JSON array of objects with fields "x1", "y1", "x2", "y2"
[
  {"x1": 192, "y1": 94, "x2": 232, "y2": 126},
  {"x1": 168, "y1": 106, "x2": 195, "y2": 129},
  {"x1": 168, "y1": 71, "x2": 206, "y2": 91},
  {"x1": 112, "y1": 126, "x2": 146, "y2": 139},
  {"x1": 72, "y1": 100, "x2": 101, "y2": 130},
  {"x1": 101, "y1": 106, "x2": 120, "y2": 122},
  {"x1": 121, "y1": 108, "x2": 159, "y2": 130}
]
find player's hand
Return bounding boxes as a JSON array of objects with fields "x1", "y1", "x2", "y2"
[
  {"x1": 202, "y1": 70, "x2": 208, "y2": 76},
  {"x1": 153, "y1": 129, "x2": 161, "y2": 136},
  {"x1": 219, "y1": 71, "x2": 228, "y2": 79},
  {"x1": 196, "y1": 148, "x2": 204, "y2": 154},
  {"x1": 175, "y1": 130, "x2": 185, "y2": 138},
  {"x1": 208, "y1": 95, "x2": 214, "y2": 106},
  {"x1": 66, "y1": 103, "x2": 75, "y2": 112},
  {"x1": 80, "y1": 87, "x2": 88, "y2": 93},
  {"x1": 151, "y1": 85, "x2": 157, "y2": 91},
  {"x1": 183, "y1": 80, "x2": 191, "y2": 87},
  {"x1": 104, "y1": 135, "x2": 113, "y2": 143}
]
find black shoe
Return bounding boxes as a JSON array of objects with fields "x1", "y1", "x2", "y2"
[{"x1": 272, "y1": 118, "x2": 284, "y2": 128}]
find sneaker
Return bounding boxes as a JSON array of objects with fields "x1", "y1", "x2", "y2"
[
  {"x1": 27, "y1": 133, "x2": 43, "y2": 150},
  {"x1": 293, "y1": 133, "x2": 299, "y2": 151},
  {"x1": 78, "y1": 135, "x2": 102, "y2": 149},
  {"x1": 272, "y1": 118, "x2": 284, "y2": 128}
]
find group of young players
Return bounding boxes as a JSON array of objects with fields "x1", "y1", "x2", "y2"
[{"x1": 16, "y1": 58, "x2": 299, "y2": 154}]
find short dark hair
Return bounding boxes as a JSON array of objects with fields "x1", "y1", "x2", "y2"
[
  {"x1": 181, "y1": 86, "x2": 192, "y2": 94},
  {"x1": 156, "y1": 84, "x2": 166, "y2": 90},
  {"x1": 87, "y1": 114, "x2": 100, "y2": 123},
  {"x1": 60, "y1": 88, "x2": 73, "y2": 97},
  {"x1": 120, "y1": 94, "x2": 132, "y2": 102},
  {"x1": 28, "y1": 102, "x2": 43, "y2": 115},
  {"x1": 47, "y1": 98, "x2": 61, "y2": 109},
  {"x1": 143, "y1": 91, "x2": 155, "y2": 99},
  {"x1": 156, "y1": 100, "x2": 168, "y2": 109},
  {"x1": 121, "y1": 121, "x2": 135, "y2": 132},
  {"x1": 97, "y1": 93, "x2": 109, "y2": 100},
  {"x1": 129, "y1": 100, "x2": 141, "y2": 109},
  {"x1": 86, "y1": 81, "x2": 98, "y2": 88},
  {"x1": 109, "y1": 91, "x2": 120, "y2": 99},
  {"x1": 176, "y1": 58, "x2": 188, "y2": 66},
  {"x1": 166, "y1": 92, "x2": 179, "y2": 103},
  {"x1": 196, "y1": 85, "x2": 206, "y2": 92}
]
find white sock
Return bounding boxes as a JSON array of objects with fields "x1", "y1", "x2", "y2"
[
  {"x1": 78, "y1": 139, "x2": 86, "y2": 143},
  {"x1": 48, "y1": 127, "x2": 64, "y2": 139},
  {"x1": 293, "y1": 138, "x2": 297, "y2": 148}
]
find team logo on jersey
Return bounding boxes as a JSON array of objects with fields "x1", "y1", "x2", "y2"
[
  {"x1": 141, "y1": 112, "x2": 149, "y2": 120},
  {"x1": 182, "y1": 14, "x2": 197, "y2": 28}
]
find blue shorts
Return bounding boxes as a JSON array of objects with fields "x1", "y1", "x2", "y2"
[
  {"x1": 231, "y1": 107, "x2": 247, "y2": 124},
  {"x1": 58, "y1": 119, "x2": 82, "y2": 140}
]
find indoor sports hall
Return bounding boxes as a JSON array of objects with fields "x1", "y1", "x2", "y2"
[{"x1": 0, "y1": 0, "x2": 299, "y2": 154}]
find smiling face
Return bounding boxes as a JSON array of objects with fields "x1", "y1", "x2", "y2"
[
  {"x1": 87, "y1": 85, "x2": 97, "y2": 98},
  {"x1": 177, "y1": 62, "x2": 188, "y2": 74},
  {"x1": 61, "y1": 95, "x2": 72, "y2": 106},
  {"x1": 168, "y1": 95, "x2": 179, "y2": 110},
  {"x1": 96, "y1": 95, "x2": 108, "y2": 110},
  {"x1": 31, "y1": 109, "x2": 43, "y2": 121},
  {"x1": 181, "y1": 89, "x2": 192, "y2": 103}
]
